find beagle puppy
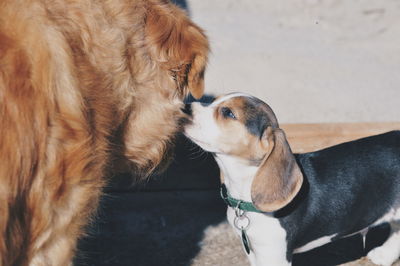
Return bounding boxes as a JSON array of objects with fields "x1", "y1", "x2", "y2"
[{"x1": 184, "y1": 92, "x2": 400, "y2": 266}]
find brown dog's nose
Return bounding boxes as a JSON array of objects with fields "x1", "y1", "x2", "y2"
[{"x1": 183, "y1": 103, "x2": 192, "y2": 116}]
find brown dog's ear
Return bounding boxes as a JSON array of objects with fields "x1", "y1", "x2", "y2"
[
  {"x1": 145, "y1": 1, "x2": 209, "y2": 99},
  {"x1": 251, "y1": 128, "x2": 303, "y2": 212}
]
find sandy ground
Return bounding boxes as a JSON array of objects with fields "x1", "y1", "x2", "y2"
[{"x1": 187, "y1": 0, "x2": 400, "y2": 124}]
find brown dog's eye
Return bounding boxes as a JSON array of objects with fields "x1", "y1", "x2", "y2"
[{"x1": 221, "y1": 107, "x2": 236, "y2": 119}]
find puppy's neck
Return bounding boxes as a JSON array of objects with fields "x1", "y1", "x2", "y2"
[{"x1": 214, "y1": 154, "x2": 259, "y2": 202}]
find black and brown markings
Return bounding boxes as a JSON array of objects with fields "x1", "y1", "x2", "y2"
[{"x1": 212, "y1": 96, "x2": 279, "y2": 163}]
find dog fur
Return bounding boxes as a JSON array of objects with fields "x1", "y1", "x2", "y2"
[{"x1": 0, "y1": 0, "x2": 208, "y2": 264}]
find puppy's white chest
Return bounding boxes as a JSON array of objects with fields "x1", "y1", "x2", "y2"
[{"x1": 226, "y1": 208, "x2": 289, "y2": 266}]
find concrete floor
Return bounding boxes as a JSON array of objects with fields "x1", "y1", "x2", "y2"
[{"x1": 187, "y1": 0, "x2": 400, "y2": 123}]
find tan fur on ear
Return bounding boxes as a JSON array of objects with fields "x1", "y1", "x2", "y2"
[
  {"x1": 251, "y1": 128, "x2": 303, "y2": 212},
  {"x1": 145, "y1": 1, "x2": 209, "y2": 99}
]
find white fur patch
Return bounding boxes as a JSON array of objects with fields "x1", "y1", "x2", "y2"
[
  {"x1": 184, "y1": 102, "x2": 222, "y2": 153},
  {"x1": 367, "y1": 231, "x2": 400, "y2": 266},
  {"x1": 293, "y1": 234, "x2": 337, "y2": 254},
  {"x1": 367, "y1": 207, "x2": 400, "y2": 266},
  {"x1": 214, "y1": 154, "x2": 257, "y2": 201},
  {"x1": 227, "y1": 208, "x2": 290, "y2": 266}
]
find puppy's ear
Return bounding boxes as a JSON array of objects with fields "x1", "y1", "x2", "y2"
[
  {"x1": 251, "y1": 128, "x2": 303, "y2": 212},
  {"x1": 146, "y1": 2, "x2": 209, "y2": 99}
]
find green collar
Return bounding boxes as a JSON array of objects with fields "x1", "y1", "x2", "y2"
[{"x1": 220, "y1": 184, "x2": 263, "y2": 213}]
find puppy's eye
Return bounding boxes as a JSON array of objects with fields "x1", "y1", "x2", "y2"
[{"x1": 221, "y1": 107, "x2": 236, "y2": 119}]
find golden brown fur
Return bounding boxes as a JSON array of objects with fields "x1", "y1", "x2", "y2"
[{"x1": 0, "y1": 0, "x2": 208, "y2": 264}]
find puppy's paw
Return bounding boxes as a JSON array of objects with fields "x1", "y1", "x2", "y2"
[{"x1": 367, "y1": 246, "x2": 399, "y2": 266}]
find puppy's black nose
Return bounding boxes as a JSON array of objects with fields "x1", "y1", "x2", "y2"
[{"x1": 183, "y1": 103, "x2": 192, "y2": 116}]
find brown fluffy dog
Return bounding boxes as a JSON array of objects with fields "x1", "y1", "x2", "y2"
[{"x1": 0, "y1": 0, "x2": 208, "y2": 264}]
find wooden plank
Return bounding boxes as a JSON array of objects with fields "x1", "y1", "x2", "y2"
[{"x1": 281, "y1": 122, "x2": 400, "y2": 153}]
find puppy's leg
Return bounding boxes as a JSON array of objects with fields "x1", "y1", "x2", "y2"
[
  {"x1": 367, "y1": 223, "x2": 400, "y2": 266},
  {"x1": 232, "y1": 238, "x2": 290, "y2": 266},
  {"x1": 251, "y1": 245, "x2": 291, "y2": 266},
  {"x1": 227, "y1": 209, "x2": 290, "y2": 266}
]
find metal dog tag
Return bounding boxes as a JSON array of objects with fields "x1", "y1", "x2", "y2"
[
  {"x1": 241, "y1": 228, "x2": 251, "y2": 254},
  {"x1": 234, "y1": 208, "x2": 251, "y2": 254}
]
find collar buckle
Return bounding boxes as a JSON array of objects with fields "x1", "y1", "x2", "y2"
[{"x1": 235, "y1": 200, "x2": 245, "y2": 217}]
